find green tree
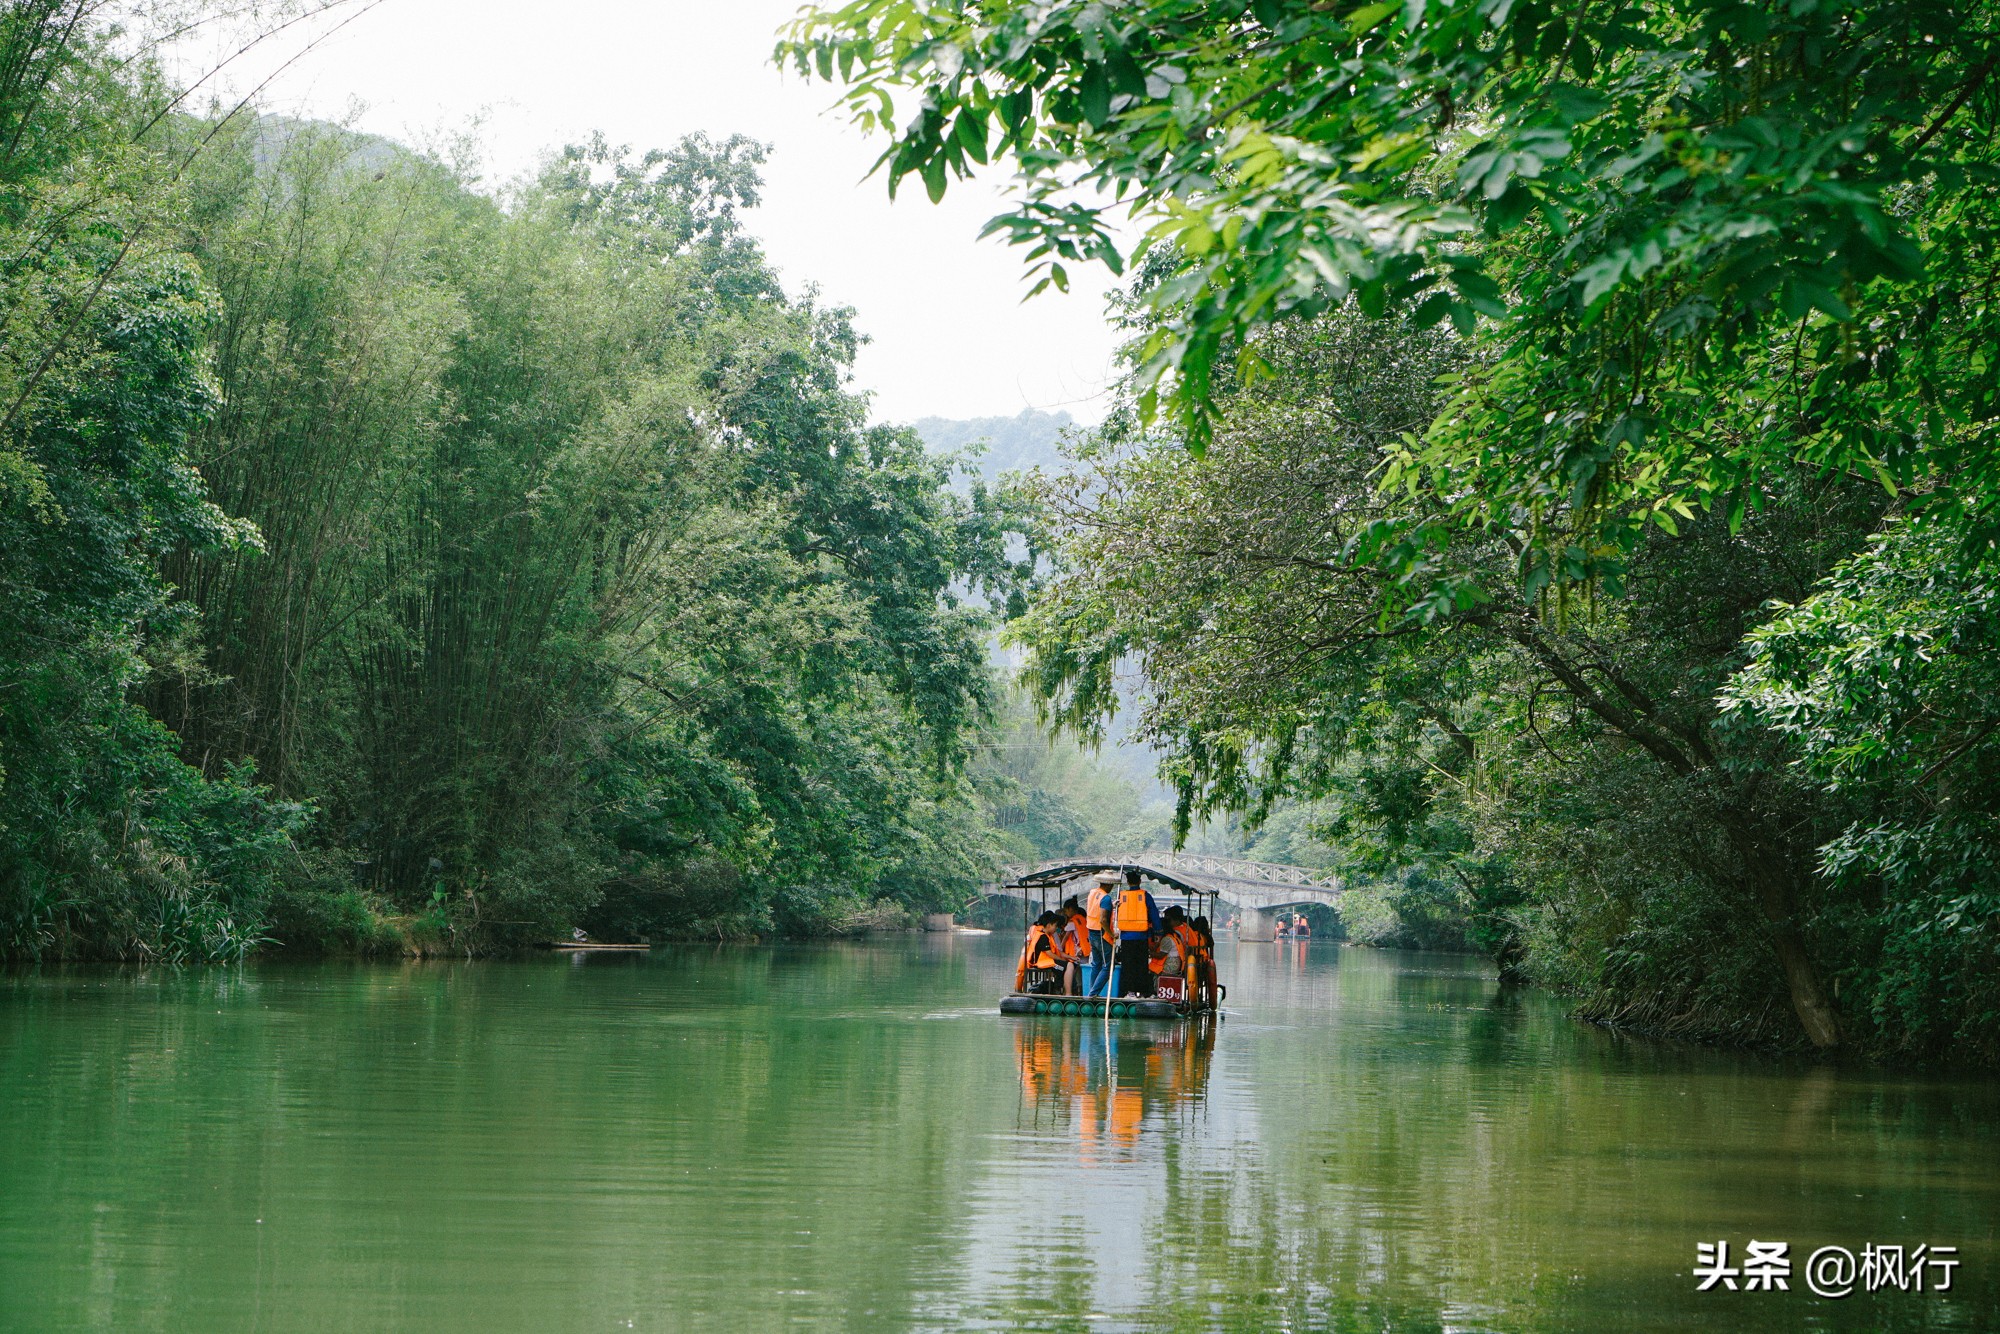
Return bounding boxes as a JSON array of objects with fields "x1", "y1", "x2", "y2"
[
  {"x1": 784, "y1": 0, "x2": 2000, "y2": 1059},
  {"x1": 1017, "y1": 310, "x2": 1898, "y2": 1049},
  {"x1": 1723, "y1": 517, "x2": 2000, "y2": 1062},
  {"x1": 152, "y1": 120, "x2": 1025, "y2": 948},
  {"x1": 5, "y1": 4, "x2": 1034, "y2": 959},
  {"x1": 1, "y1": 7, "x2": 301, "y2": 961}
]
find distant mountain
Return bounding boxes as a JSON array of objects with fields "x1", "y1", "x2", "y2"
[
  {"x1": 910, "y1": 408, "x2": 1077, "y2": 485},
  {"x1": 914, "y1": 408, "x2": 1181, "y2": 807},
  {"x1": 246, "y1": 115, "x2": 410, "y2": 176}
]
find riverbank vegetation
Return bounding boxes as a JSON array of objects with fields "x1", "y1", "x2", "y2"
[
  {"x1": 785, "y1": 0, "x2": 2000, "y2": 1064},
  {"x1": 1, "y1": 3, "x2": 1077, "y2": 961},
  {"x1": 8, "y1": 0, "x2": 1997, "y2": 1070}
]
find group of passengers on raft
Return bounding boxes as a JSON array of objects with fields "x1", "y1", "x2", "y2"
[{"x1": 1014, "y1": 869, "x2": 1220, "y2": 1007}]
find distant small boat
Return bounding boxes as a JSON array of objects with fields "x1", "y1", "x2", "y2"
[{"x1": 540, "y1": 941, "x2": 650, "y2": 952}]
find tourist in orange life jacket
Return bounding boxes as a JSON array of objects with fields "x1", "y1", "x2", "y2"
[
  {"x1": 1047, "y1": 905, "x2": 1076, "y2": 991},
  {"x1": 1191, "y1": 915, "x2": 1221, "y2": 1008},
  {"x1": 1058, "y1": 897, "x2": 1090, "y2": 995},
  {"x1": 1015, "y1": 911, "x2": 1064, "y2": 994},
  {"x1": 1083, "y1": 870, "x2": 1118, "y2": 997},
  {"x1": 1155, "y1": 905, "x2": 1186, "y2": 981},
  {"x1": 1113, "y1": 869, "x2": 1160, "y2": 997},
  {"x1": 1159, "y1": 905, "x2": 1204, "y2": 999}
]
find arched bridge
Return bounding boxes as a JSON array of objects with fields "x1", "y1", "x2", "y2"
[{"x1": 996, "y1": 851, "x2": 1342, "y2": 914}]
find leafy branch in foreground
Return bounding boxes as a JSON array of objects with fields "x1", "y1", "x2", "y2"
[{"x1": 782, "y1": 0, "x2": 2000, "y2": 587}]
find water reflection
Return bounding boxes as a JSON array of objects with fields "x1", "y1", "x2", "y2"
[
  {"x1": 0, "y1": 940, "x2": 1993, "y2": 1333},
  {"x1": 1013, "y1": 1017, "x2": 1216, "y2": 1161}
]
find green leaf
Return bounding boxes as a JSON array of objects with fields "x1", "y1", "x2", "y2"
[
  {"x1": 1549, "y1": 83, "x2": 1609, "y2": 122},
  {"x1": 1780, "y1": 279, "x2": 1852, "y2": 322},
  {"x1": 1346, "y1": 3, "x2": 1397, "y2": 37},
  {"x1": 954, "y1": 110, "x2": 990, "y2": 165},
  {"x1": 1449, "y1": 269, "x2": 1507, "y2": 318},
  {"x1": 1411, "y1": 292, "x2": 1452, "y2": 328},
  {"x1": 1575, "y1": 254, "x2": 1627, "y2": 305},
  {"x1": 1486, "y1": 182, "x2": 1537, "y2": 233},
  {"x1": 1079, "y1": 63, "x2": 1112, "y2": 127}
]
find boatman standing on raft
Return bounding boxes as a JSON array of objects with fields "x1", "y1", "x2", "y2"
[
  {"x1": 1111, "y1": 868, "x2": 1160, "y2": 998},
  {"x1": 1083, "y1": 870, "x2": 1117, "y2": 997}
]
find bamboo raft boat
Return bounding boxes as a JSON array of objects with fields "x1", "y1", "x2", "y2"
[
  {"x1": 996, "y1": 863, "x2": 1225, "y2": 1022},
  {"x1": 1000, "y1": 991, "x2": 1207, "y2": 1020}
]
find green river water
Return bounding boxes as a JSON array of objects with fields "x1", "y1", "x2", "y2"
[{"x1": 2, "y1": 936, "x2": 1995, "y2": 1332}]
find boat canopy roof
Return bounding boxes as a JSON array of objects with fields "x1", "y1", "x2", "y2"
[{"x1": 1006, "y1": 860, "x2": 1216, "y2": 901}]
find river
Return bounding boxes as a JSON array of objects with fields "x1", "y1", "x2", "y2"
[{"x1": 1, "y1": 936, "x2": 1994, "y2": 1331}]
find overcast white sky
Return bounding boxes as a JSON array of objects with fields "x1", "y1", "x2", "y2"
[{"x1": 184, "y1": 0, "x2": 1125, "y2": 426}]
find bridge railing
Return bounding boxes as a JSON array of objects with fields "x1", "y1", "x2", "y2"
[{"x1": 1123, "y1": 851, "x2": 1337, "y2": 890}]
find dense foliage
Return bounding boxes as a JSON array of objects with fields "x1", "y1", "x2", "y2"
[
  {"x1": 1, "y1": 3, "x2": 304, "y2": 962},
  {"x1": 787, "y1": 0, "x2": 2000, "y2": 1062},
  {"x1": 782, "y1": 0, "x2": 1999, "y2": 559},
  {"x1": 1, "y1": 5, "x2": 1052, "y2": 959}
]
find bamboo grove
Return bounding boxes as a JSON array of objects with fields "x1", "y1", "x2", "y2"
[{"x1": 0, "y1": 4, "x2": 1033, "y2": 961}]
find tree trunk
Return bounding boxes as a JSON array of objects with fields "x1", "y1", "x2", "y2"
[
  {"x1": 1725, "y1": 816, "x2": 1841, "y2": 1049},
  {"x1": 1761, "y1": 888, "x2": 1842, "y2": 1049},
  {"x1": 1492, "y1": 931, "x2": 1531, "y2": 988}
]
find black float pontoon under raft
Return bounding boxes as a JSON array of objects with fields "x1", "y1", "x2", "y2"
[{"x1": 1000, "y1": 993, "x2": 1204, "y2": 1020}]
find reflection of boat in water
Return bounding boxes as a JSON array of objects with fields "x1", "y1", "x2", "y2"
[{"x1": 1014, "y1": 1016, "x2": 1217, "y2": 1154}]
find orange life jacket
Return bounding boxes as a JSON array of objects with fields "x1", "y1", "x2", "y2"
[
  {"x1": 1063, "y1": 916, "x2": 1090, "y2": 960},
  {"x1": 1170, "y1": 922, "x2": 1204, "y2": 981},
  {"x1": 1184, "y1": 925, "x2": 1215, "y2": 1001},
  {"x1": 1115, "y1": 886, "x2": 1151, "y2": 934},
  {"x1": 1085, "y1": 889, "x2": 1109, "y2": 933},
  {"x1": 1027, "y1": 925, "x2": 1058, "y2": 970},
  {"x1": 1016, "y1": 925, "x2": 1059, "y2": 989}
]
